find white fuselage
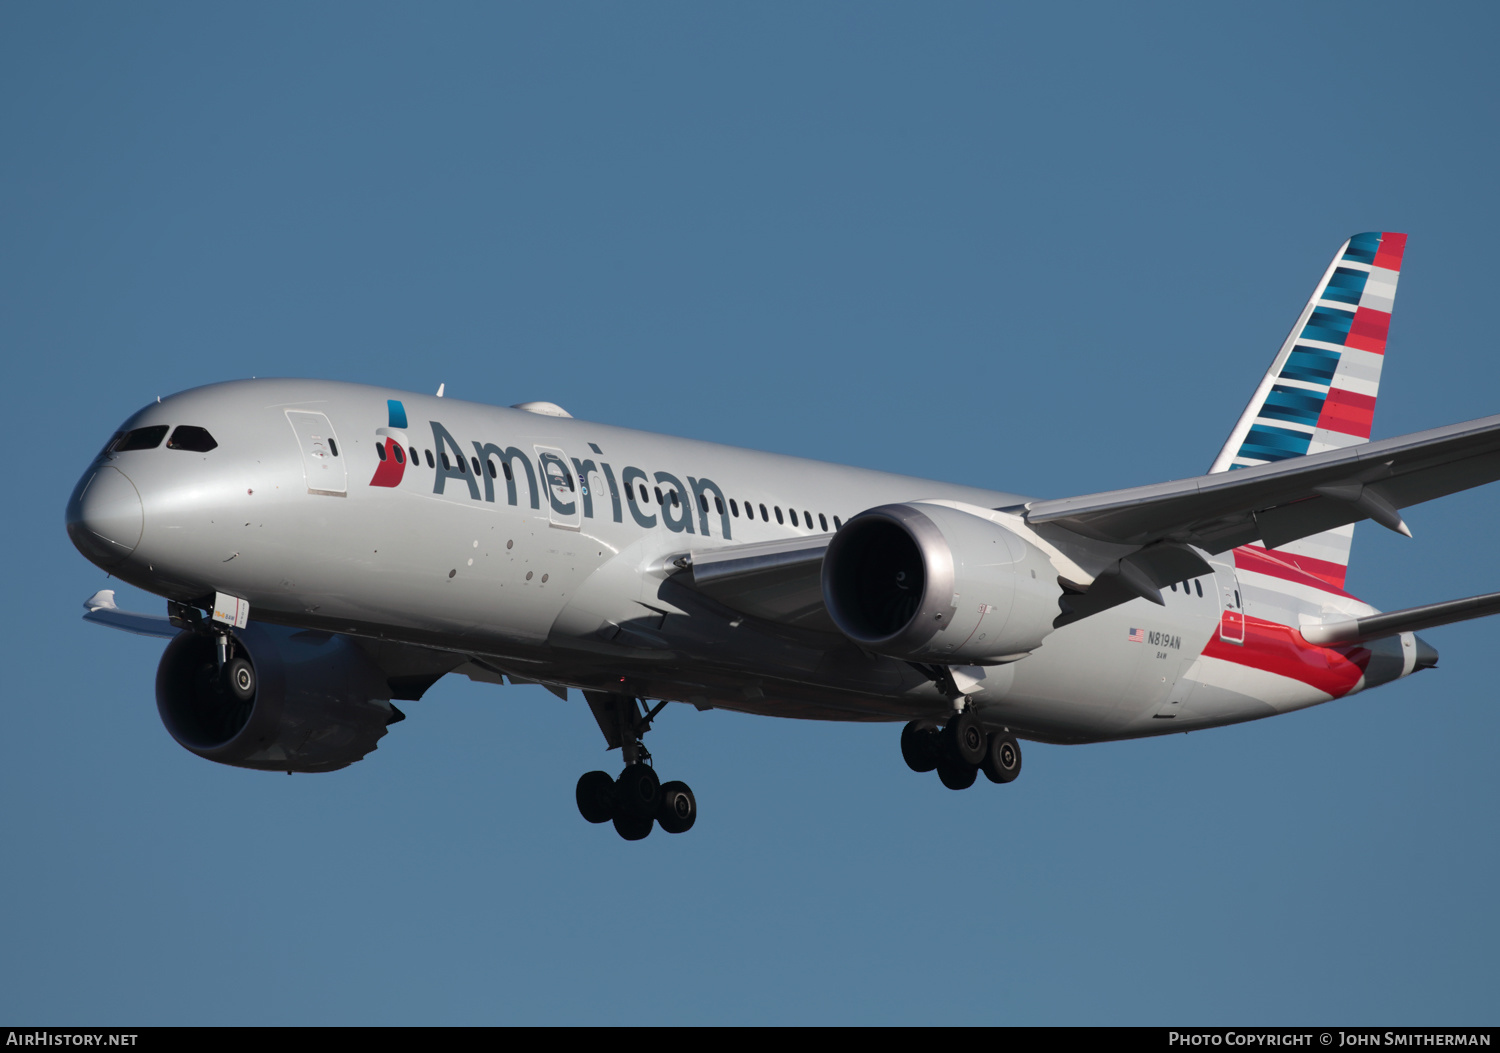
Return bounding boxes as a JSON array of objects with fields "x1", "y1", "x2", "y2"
[{"x1": 69, "y1": 379, "x2": 1416, "y2": 745}]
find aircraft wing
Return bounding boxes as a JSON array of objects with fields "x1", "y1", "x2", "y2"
[
  {"x1": 1025, "y1": 413, "x2": 1500, "y2": 553},
  {"x1": 675, "y1": 534, "x2": 836, "y2": 633},
  {"x1": 81, "y1": 589, "x2": 179, "y2": 638}
]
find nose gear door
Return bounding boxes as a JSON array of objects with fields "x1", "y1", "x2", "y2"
[
  {"x1": 285, "y1": 411, "x2": 347, "y2": 496},
  {"x1": 535, "y1": 445, "x2": 581, "y2": 530}
]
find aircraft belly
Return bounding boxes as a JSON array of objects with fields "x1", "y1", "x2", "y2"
[
  {"x1": 1179, "y1": 655, "x2": 1331, "y2": 717},
  {"x1": 973, "y1": 605, "x2": 1145, "y2": 738}
]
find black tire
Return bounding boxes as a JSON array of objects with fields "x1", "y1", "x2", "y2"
[
  {"x1": 575, "y1": 770, "x2": 616, "y2": 824},
  {"x1": 900, "y1": 721, "x2": 940, "y2": 773},
  {"x1": 944, "y1": 710, "x2": 987, "y2": 766},
  {"x1": 615, "y1": 763, "x2": 661, "y2": 821},
  {"x1": 223, "y1": 657, "x2": 255, "y2": 703},
  {"x1": 936, "y1": 756, "x2": 977, "y2": 790},
  {"x1": 612, "y1": 811, "x2": 653, "y2": 841},
  {"x1": 981, "y1": 733, "x2": 1022, "y2": 784},
  {"x1": 657, "y1": 781, "x2": 697, "y2": 834}
]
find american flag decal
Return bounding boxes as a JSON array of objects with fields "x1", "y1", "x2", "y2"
[{"x1": 1127, "y1": 627, "x2": 1145, "y2": 643}]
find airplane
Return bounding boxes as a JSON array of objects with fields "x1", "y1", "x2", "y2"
[{"x1": 66, "y1": 231, "x2": 1500, "y2": 841}]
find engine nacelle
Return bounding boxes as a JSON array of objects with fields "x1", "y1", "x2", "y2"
[
  {"x1": 156, "y1": 622, "x2": 400, "y2": 773},
  {"x1": 822, "y1": 502, "x2": 1060, "y2": 665}
]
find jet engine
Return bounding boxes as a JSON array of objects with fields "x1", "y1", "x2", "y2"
[
  {"x1": 821, "y1": 502, "x2": 1060, "y2": 665},
  {"x1": 156, "y1": 622, "x2": 401, "y2": 773}
]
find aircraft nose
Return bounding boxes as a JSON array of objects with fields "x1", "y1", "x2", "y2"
[{"x1": 66, "y1": 466, "x2": 144, "y2": 567}]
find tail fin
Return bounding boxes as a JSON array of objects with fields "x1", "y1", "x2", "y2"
[{"x1": 1210, "y1": 232, "x2": 1407, "y2": 588}]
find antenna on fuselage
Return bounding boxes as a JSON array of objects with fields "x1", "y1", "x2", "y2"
[{"x1": 436, "y1": 383, "x2": 445, "y2": 397}]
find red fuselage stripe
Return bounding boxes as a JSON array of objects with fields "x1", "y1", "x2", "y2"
[
  {"x1": 1233, "y1": 544, "x2": 1353, "y2": 594},
  {"x1": 1202, "y1": 615, "x2": 1370, "y2": 698}
]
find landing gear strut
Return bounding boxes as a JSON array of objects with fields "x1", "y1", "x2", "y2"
[
  {"x1": 576, "y1": 692, "x2": 697, "y2": 840},
  {"x1": 902, "y1": 717, "x2": 1022, "y2": 791}
]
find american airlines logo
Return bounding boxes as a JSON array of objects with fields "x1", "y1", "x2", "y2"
[{"x1": 366, "y1": 400, "x2": 737, "y2": 540}]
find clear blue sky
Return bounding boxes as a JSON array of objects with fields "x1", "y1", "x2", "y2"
[{"x1": 3, "y1": 2, "x2": 1498, "y2": 1025}]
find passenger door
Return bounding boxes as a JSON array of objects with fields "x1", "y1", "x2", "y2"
[
  {"x1": 285, "y1": 410, "x2": 347, "y2": 496},
  {"x1": 1217, "y1": 566, "x2": 1246, "y2": 645},
  {"x1": 535, "y1": 445, "x2": 581, "y2": 530}
]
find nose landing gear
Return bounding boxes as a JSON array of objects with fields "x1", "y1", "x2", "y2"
[{"x1": 576, "y1": 692, "x2": 698, "y2": 840}]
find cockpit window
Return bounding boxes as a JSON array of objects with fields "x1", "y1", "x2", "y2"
[
  {"x1": 166, "y1": 425, "x2": 218, "y2": 452},
  {"x1": 113, "y1": 425, "x2": 169, "y2": 452}
]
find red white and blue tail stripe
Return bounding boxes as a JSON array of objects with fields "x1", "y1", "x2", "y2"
[{"x1": 1209, "y1": 232, "x2": 1406, "y2": 589}]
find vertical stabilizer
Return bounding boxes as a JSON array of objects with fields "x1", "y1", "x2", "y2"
[{"x1": 1211, "y1": 232, "x2": 1406, "y2": 588}]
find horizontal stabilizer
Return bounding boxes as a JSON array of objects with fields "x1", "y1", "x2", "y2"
[
  {"x1": 1025, "y1": 413, "x2": 1500, "y2": 554},
  {"x1": 82, "y1": 590, "x2": 179, "y2": 639},
  {"x1": 1302, "y1": 590, "x2": 1500, "y2": 646}
]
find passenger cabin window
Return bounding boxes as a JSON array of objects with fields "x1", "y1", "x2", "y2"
[
  {"x1": 393, "y1": 445, "x2": 405, "y2": 465},
  {"x1": 166, "y1": 426, "x2": 217, "y2": 452},
  {"x1": 730, "y1": 499, "x2": 739, "y2": 517},
  {"x1": 833, "y1": 516, "x2": 843, "y2": 530},
  {"x1": 774, "y1": 506, "x2": 784, "y2": 524},
  {"x1": 328, "y1": 438, "x2": 339, "y2": 457},
  {"x1": 819, "y1": 513, "x2": 828, "y2": 532},
  {"x1": 1195, "y1": 580, "x2": 1203, "y2": 597},
  {"x1": 425, "y1": 450, "x2": 435, "y2": 468},
  {"x1": 759, "y1": 503, "x2": 769, "y2": 521},
  {"x1": 470, "y1": 456, "x2": 481, "y2": 476},
  {"x1": 789, "y1": 509, "x2": 799, "y2": 527},
  {"x1": 114, "y1": 425, "x2": 169, "y2": 452},
  {"x1": 376, "y1": 442, "x2": 387, "y2": 461}
]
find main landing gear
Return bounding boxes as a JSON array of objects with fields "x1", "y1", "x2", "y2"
[
  {"x1": 901, "y1": 713, "x2": 1022, "y2": 790},
  {"x1": 575, "y1": 693, "x2": 697, "y2": 841}
]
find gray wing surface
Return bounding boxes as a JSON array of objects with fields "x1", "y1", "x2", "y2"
[
  {"x1": 81, "y1": 590, "x2": 179, "y2": 639},
  {"x1": 677, "y1": 535, "x2": 836, "y2": 633},
  {"x1": 1025, "y1": 413, "x2": 1500, "y2": 552}
]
